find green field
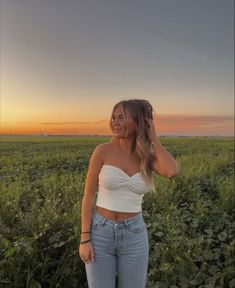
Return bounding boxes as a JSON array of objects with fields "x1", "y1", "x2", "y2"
[{"x1": 0, "y1": 135, "x2": 234, "y2": 288}]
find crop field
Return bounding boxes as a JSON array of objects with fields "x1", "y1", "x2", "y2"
[{"x1": 0, "y1": 135, "x2": 234, "y2": 288}]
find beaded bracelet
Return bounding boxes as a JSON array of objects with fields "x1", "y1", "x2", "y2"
[{"x1": 80, "y1": 239, "x2": 91, "y2": 245}]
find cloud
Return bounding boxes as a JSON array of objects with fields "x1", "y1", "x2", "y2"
[{"x1": 39, "y1": 121, "x2": 90, "y2": 125}]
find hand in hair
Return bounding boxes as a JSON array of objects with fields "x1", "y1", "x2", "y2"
[{"x1": 144, "y1": 117, "x2": 157, "y2": 143}]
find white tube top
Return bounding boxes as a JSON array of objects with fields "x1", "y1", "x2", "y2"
[{"x1": 96, "y1": 164, "x2": 151, "y2": 212}]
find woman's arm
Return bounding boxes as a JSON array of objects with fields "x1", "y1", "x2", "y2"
[
  {"x1": 151, "y1": 136, "x2": 180, "y2": 179},
  {"x1": 80, "y1": 144, "x2": 105, "y2": 241},
  {"x1": 144, "y1": 117, "x2": 180, "y2": 179}
]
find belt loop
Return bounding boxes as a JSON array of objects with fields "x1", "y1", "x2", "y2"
[
  {"x1": 101, "y1": 218, "x2": 106, "y2": 226},
  {"x1": 123, "y1": 219, "x2": 129, "y2": 228}
]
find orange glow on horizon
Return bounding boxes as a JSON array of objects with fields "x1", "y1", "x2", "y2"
[{"x1": 1, "y1": 114, "x2": 234, "y2": 136}]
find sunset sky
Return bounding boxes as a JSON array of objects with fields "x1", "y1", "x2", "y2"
[{"x1": 1, "y1": 0, "x2": 234, "y2": 136}]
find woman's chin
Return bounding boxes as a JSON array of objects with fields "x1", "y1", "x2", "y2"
[{"x1": 114, "y1": 132, "x2": 124, "y2": 138}]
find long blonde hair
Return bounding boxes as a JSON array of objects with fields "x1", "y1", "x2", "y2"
[{"x1": 109, "y1": 99, "x2": 156, "y2": 193}]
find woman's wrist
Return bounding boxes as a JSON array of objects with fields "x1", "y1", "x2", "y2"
[
  {"x1": 81, "y1": 234, "x2": 90, "y2": 238},
  {"x1": 80, "y1": 239, "x2": 92, "y2": 245},
  {"x1": 81, "y1": 232, "x2": 91, "y2": 241}
]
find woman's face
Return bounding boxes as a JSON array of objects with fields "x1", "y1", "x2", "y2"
[{"x1": 111, "y1": 105, "x2": 137, "y2": 137}]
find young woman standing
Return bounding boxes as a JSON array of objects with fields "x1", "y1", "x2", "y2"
[{"x1": 79, "y1": 99, "x2": 179, "y2": 288}]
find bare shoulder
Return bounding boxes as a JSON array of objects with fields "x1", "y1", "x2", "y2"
[
  {"x1": 91, "y1": 142, "x2": 111, "y2": 163},
  {"x1": 96, "y1": 141, "x2": 117, "y2": 163},
  {"x1": 98, "y1": 141, "x2": 114, "y2": 151},
  {"x1": 82, "y1": 143, "x2": 109, "y2": 198},
  {"x1": 95, "y1": 141, "x2": 111, "y2": 152}
]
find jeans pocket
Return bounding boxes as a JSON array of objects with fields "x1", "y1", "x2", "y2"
[
  {"x1": 128, "y1": 220, "x2": 146, "y2": 233},
  {"x1": 91, "y1": 217, "x2": 104, "y2": 231}
]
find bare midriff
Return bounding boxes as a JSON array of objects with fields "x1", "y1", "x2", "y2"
[{"x1": 95, "y1": 206, "x2": 141, "y2": 222}]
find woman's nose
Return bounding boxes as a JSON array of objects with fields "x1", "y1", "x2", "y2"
[{"x1": 113, "y1": 119, "x2": 121, "y2": 125}]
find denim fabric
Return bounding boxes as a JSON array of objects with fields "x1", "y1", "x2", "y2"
[{"x1": 85, "y1": 209, "x2": 149, "y2": 288}]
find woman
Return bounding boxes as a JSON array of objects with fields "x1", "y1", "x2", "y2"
[{"x1": 78, "y1": 99, "x2": 179, "y2": 288}]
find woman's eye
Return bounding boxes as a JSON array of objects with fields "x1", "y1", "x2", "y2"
[{"x1": 112, "y1": 116, "x2": 123, "y2": 120}]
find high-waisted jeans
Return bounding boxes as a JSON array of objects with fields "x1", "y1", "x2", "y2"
[{"x1": 85, "y1": 209, "x2": 149, "y2": 288}]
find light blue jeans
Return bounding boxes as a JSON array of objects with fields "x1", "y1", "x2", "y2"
[{"x1": 85, "y1": 209, "x2": 149, "y2": 288}]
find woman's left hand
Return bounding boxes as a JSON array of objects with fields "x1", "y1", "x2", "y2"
[{"x1": 144, "y1": 117, "x2": 157, "y2": 143}]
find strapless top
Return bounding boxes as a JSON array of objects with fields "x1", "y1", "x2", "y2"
[{"x1": 95, "y1": 164, "x2": 151, "y2": 212}]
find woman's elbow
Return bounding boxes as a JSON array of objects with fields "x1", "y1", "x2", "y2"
[{"x1": 167, "y1": 169, "x2": 180, "y2": 179}]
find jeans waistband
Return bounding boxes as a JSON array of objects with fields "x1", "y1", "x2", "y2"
[{"x1": 93, "y1": 209, "x2": 143, "y2": 227}]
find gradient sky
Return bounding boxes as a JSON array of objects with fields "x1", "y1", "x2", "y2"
[{"x1": 1, "y1": 0, "x2": 234, "y2": 136}]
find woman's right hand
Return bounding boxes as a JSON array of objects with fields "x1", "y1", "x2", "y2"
[{"x1": 78, "y1": 241, "x2": 95, "y2": 264}]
